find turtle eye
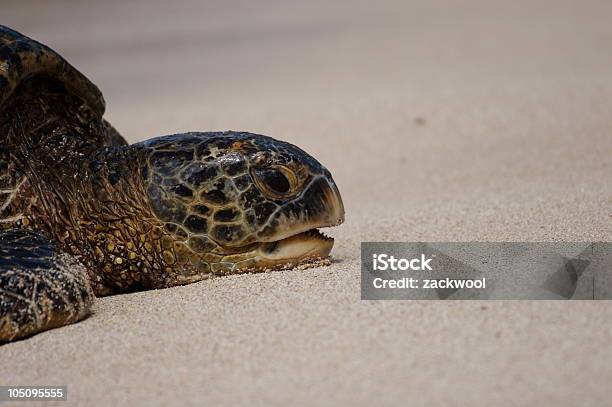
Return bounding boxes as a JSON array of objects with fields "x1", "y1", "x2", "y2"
[{"x1": 253, "y1": 166, "x2": 297, "y2": 198}]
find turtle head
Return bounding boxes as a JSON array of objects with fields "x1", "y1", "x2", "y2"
[{"x1": 139, "y1": 132, "x2": 344, "y2": 274}]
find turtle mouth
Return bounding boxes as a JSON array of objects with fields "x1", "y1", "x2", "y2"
[
  {"x1": 222, "y1": 178, "x2": 344, "y2": 272},
  {"x1": 259, "y1": 228, "x2": 335, "y2": 262},
  {"x1": 218, "y1": 226, "x2": 338, "y2": 273},
  {"x1": 251, "y1": 179, "x2": 344, "y2": 268}
]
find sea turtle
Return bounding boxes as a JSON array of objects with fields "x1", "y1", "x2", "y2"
[{"x1": 0, "y1": 25, "x2": 344, "y2": 342}]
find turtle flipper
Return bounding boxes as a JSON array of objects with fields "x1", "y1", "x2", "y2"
[{"x1": 0, "y1": 229, "x2": 94, "y2": 342}]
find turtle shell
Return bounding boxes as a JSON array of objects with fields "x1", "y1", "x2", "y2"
[{"x1": 0, "y1": 25, "x2": 105, "y2": 117}]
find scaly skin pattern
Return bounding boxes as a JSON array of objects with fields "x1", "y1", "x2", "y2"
[
  {"x1": 0, "y1": 25, "x2": 344, "y2": 342},
  {"x1": 139, "y1": 132, "x2": 342, "y2": 276}
]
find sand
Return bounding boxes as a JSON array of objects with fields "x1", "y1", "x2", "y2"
[{"x1": 2, "y1": 0, "x2": 612, "y2": 405}]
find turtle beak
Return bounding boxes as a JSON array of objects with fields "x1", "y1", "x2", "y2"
[
  {"x1": 256, "y1": 176, "x2": 345, "y2": 243},
  {"x1": 223, "y1": 176, "x2": 344, "y2": 271},
  {"x1": 323, "y1": 180, "x2": 345, "y2": 226},
  {"x1": 267, "y1": 176, "x2": 343, "y2": 249}
]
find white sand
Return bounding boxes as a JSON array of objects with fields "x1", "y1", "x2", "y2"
[{"x1": 1, "y1": 1, "x2": 612, "y2": 405}]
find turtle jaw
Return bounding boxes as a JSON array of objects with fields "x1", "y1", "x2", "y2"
[
  {"x1": 254, "y1": 178, "x2": 344, "y2": 266},
  {"x1": 255, "y1": 228, "x2": 336, "y2": 267},
  {"x1": 216, "y1": 228, "x2": 337, "y2": 273},
  {"x1": 219, "y1": 179, "x2": 344, "y2": 271},
  {"x1": 255, "y1": 177, "x2": 345, "y2": 244}
]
